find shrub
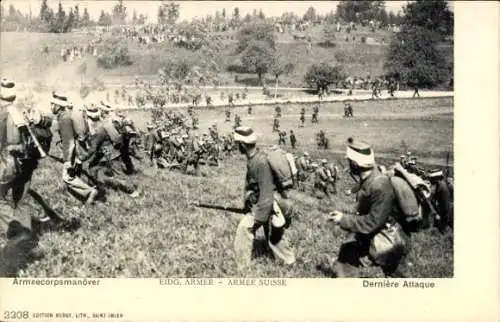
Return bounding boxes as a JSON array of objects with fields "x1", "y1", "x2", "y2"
[{"x1": 96, "y1": 37, "x2": 133, "y2": 69}]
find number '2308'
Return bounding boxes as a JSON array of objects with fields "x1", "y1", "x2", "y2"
[{"x1": 4, "y1": 311, "x2": 30, "y2": 319}]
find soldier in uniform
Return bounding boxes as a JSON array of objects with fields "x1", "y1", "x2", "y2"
[
  {"x1": 290, "y1": 130, "x2": 296, "y2": 149},
  {"x1": 324, "y1": 138, "x2": 410, "y2": 277},
  {"x1": 295, "y1": 152, "x2": 312, "y2": 190},
  {"x1": 76, "y1": 106, "x2": 140, "y2": 198},
  {"x1": 0, "y1": 82, "x2": 76, "y2": 277},
  {"x1": 427, "y1": 169, "x2": 453, "y2": 233},
  {"x1": 50, "y1": 93, "x2": 99, "y2": 204},
  {"x1": 232, "y1": 126, "x2": 296, "y2": 268},
  {"x1": 314, "y1": 159, "x2": 335, "y2": 198},
  {"x1": 273, "y1": 117, "x2": 280, "y2": 132},
  {"x1": 183, "y1": 133, "x2": 202, "y2": 176},
  {"x1": 278, "y1": 131, "x2": 286, "y2": 145},
  {"x1": 234, "y1": 114, "x2": 241, "y2": 129},
  {"x1": 209, "y1": 125, "x2": 218, "y2": 142},
  {"x1": 311, "y1": 105, "x2": 319, "y2": 123},
  {"x1": 299, "y1": 112, "x2": 305, "y2": 128},
  {"x1": 247, "y1": 105, "x2": 252, "y2": 115},
  {"x1": 225, "y1": 109, "x2": 231, "y2": 122},
  {"x1": 275, "y1": 105, "x2": 282, "y2": 118}
]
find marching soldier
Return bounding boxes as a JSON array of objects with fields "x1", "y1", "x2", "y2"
[
  {"x1": 427, "y1": 169, "x2": 453, "y2": 233},
  {"x1": 278, "y1": 131, "x2": 286, "y2": 145},
  {"x1": 234, "y1": 114, "x2": 241, "y2": 129},
  {"x1": 50, "y1": 93, "x2": 99, "y2": 204},
  {"x1": 183, "y1": 133, "x2": 201, "y2": 176},
  {"x1": 273, "y1": 117, "x2": 280, "y2": 132},
  {"x1": 191, "y1": 114, "x2": 199, "y2": 130},
  {"x1": 311, "y1": 105, "x2": 319, "y2": 123},
  {"x1": 299, "y1": 112, "x2": 305, "y2": 128},
  {"x1": 232, "y1": 126, "x2": 296, "y2": 268},
  {"x1": 209, "y1": 125, "x2": 219, "y2": 142},
  {"x1": 323, "y1": 138, "x2": 410, "y2": 277},
  {"x1": 275, "y1": 105, "x2": 282, "y2": 118},
  {"x1": 290, "y1": 130, "x2": 296, "y2": 149}
]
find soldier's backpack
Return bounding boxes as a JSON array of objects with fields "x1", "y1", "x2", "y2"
[
  {"x1": 265, "y1": 146, "x2": 298, "y2": 191},
  {"x1": 388, "y1": 163, "x2": 434, "y2": 231}
]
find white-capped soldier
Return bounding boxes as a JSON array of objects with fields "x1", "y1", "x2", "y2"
[
  {"x1": 324, "y1": 138, "x2": 410, "y2": 278},
  {"x1": 52, "y1": 93, "x2": 99, "y2": 205}
]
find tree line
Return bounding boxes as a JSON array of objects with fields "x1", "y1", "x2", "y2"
[{"x1": 0, "y1": 0, "x2": 146, "y2": 33}]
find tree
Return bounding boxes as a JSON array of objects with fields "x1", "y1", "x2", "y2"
[
  {"x1": 64, "y1": 8, "x2": 74, "y2": 32},
  {"x1": 159, "y1": 1, "x2": 179, "y2": 25},
  {"x1": 303, "y1": 6, "x2": 317, "y2": 22},
  {"x1": 137, "y1": 14, "x2": 146, "y2": 25},
  {"x1": 322, "y1": 23, "x2": 337, "y2": 46},
  {"x1": 388, "y1": 11, "x2": 397, "y2": 25},
  {"x1": 304, "y1": 62, "x2": 345, "y2": 93},
  {"x1": 384, "y1": 26, "x2": 450, "y2": 88},
  {"x1": 82, "y1": 7, "x2": 90, "y2": 27},
  {"x1": 112, "y1": 0, "x2": 127, "y2": 25},
  {"x1": 269, "y1": 54, "x2": 295, "y2": 98},
  {"x1": 401, "y1": 0, "x2": 453, "y2": 38},
  {"x1": 54, "y1": 1, "x2": 66, "y2": 33},
  {"x1": 132, "y1": 10, "x2": 138, "y2": 25},
  {"x1": 73, "y1": 4, "x2": 80, "y2": 29},
  {"x1": 379, "y1": 8, "x2": 389, "y2": 27},
  {"x1": 98, "y1": 10, "x2": 112, "y2": 26},
  {"x1": 258, "y1": 9, "x2": 265, "y2": 20},
  {"x1": 240, "y1": 40, "x2": 276, "y2": 85},
  {"x1": 39, "y1": 0, "x2": 49, "y2": 22},
  {"x1": 233, "y1": 7, "x2": 240, "y2": 21},
  {"x1": 335, "y1": 1, "x2": 385, "y2": 23},
  {"x1": 237, "y1": 20, "x2": 276, "y2": 53}
]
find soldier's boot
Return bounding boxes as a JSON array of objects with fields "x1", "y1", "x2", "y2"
[{"x1": 1, "y1": 232, "x2": 44, "y2": 277}]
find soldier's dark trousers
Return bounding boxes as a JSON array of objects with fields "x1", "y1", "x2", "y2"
[
  {"x1": 333, "y1": 236, "x2": 407, "y2": 278},
  {"x1": 90, "y1": 162, "x2": 136, "y2": 194},
  {"x1": 0, "y1": 163, "x2": 40, "y2": 277},
  {"x1": 184, "y1": 155, "x2": 201, "y2": 176}
]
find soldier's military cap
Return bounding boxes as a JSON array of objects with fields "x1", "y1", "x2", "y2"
[
  {"x1": 233, "y1": 126, "x2": 256, "y2": 144},
  {"x1": 0, "y1": 78, "x2": 16, "y2": 103},
  {"x1": 427, "y1": 169, "x2": 444, "y2": 178},
  {"x1": 346, "y1": 137, "x2": 375, "y2": 168},
  {"x1": 51, "y1": 91, "x2": 72, "y2": 107},
  {"x1": 321, "y1": 159, "x2": 328, "y2": 164},
  {"x1": 85, "y1": 104, "x2": 101, "y2": 119},
  {"x1": 303, "y1": 152, "x2": 310, "y2": 156}
]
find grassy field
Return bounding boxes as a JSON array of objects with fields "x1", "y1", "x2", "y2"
[{"x1": 17, "y1": 97, "x2": 454, "y2": 278}]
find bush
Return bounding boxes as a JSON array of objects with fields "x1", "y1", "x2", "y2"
[
  {"x1": 96, "y1": 37, "x2": 133, "y2": 69},
  {"x1": 304, "y1": 62, "x2": 346, "y2": 93}
]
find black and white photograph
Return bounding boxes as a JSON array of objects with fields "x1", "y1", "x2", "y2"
[{"x1": 0, "y1": 0, "x2": 455, "y2": 280}]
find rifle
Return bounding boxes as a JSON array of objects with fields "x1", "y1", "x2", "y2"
[
  {"x1": 191, "y1": 201, "x2": 247, "y2": 214},
  {"x1": 7, "y1": 105, "x2": 47, "y2": 158}
]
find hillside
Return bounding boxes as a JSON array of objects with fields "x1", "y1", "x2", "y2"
[{"x1": 1, "y1": 26, "x2": 395, "y2": 87}]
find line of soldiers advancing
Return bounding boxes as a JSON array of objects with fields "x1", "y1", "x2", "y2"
[{"x1": 1, "y1": 79, "x2": 144, "y2": 277}]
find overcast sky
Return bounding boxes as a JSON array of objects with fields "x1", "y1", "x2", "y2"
[{"x1": 3, "y1": 1, "x2": 411, "y2": 23}]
